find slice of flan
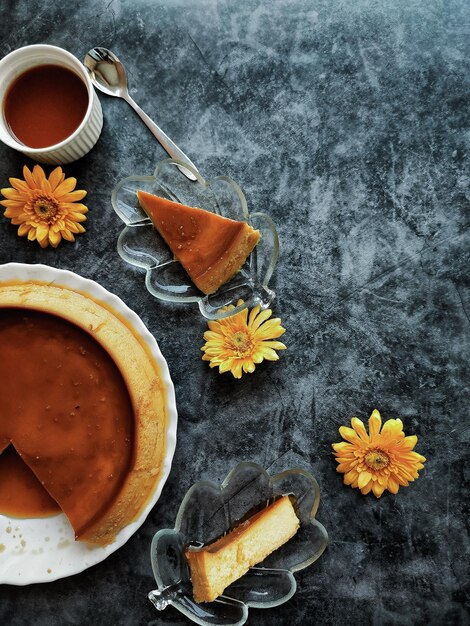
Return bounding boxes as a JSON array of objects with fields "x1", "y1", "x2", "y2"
[
  {"x1": 185, "y1": 495, "x2": 300, "y2": 603},
  {"x1": 137, "y1": 190, "x2": 260, "y2": 294},
  {"x1": 0, "y1": 280, "x2": 169, "y2": 546}
]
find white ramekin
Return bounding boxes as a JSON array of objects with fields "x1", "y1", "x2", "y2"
[{"x1": 0, "y1": 44, "x2": 103, "y2": 164}]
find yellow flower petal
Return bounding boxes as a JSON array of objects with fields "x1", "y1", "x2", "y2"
[
  {"x1": 254, "y1": 323, "x2": 286, "y2": 341},
  {"x1": 65, "y1": 221, "x2": 81, "y2": 234},
  {"x1": 8, "y1": 212, "x2": 28, "y2": 223},
  {"x1": 1, "y1": 165, "x2": 88, "y2": 248},
  {"x1": 36, "y1": 223, "x2": 49, "y2": 242},
  {"x1": 335, "y1": 456, "x2": 356, "y2": 464},
  {"x1": 393, "y1": 472, "x2": 410, "y2": 487},
  {"x1": 1, "y1": 199, "x2": 25, "y2": 206},
  {"x1": 232, "y1": 362, "x2": 243, "y2": 378},
  {"x1": 1, "y1": 188, "x2": 25, "y2": 200},
  {"x1": 48, "y1": 167, "x2": 64, "y2": 191},
  {"x1": 201, "y1": 300, "x2": 286, "y2": 378},
  {"x1": 40, "y1": 176, "x2": 52, "y2": 194},
  {"x1": 202, "y1": 330, "x2": 221, "y2": 342},
  {"x1": 23, "y1": 169, "x2": 35, "y2": 190},
  {"x1": 333, "y1": 410, "x2": 425, "y2": 497},
  {"x1": 351, "y1": 417, "x2": 369, "y2": 442},
  {"x1": 242, "y1": 361, "x2": 256, "y2": 374},
  {"x1": 256, "y1": 346, "x2": 280, "y2": 361},
  {"x1": 55, "y1": 177, "x2": 77, "y2": 196},
  {"x1": 63, "y1": 202, "x2": 88, "y2": 214},
  {"x1": 207, "y1": 320, "x2": 221, "y2": 333},
  {"x1": 332, "y1": 442, "x2": 352, "y2": 453},
  {"x1": 68, "y1": 212, "x2": 87, "y2": 223},
  {"x1": 48, "y1": 229, "x2": 62, "y2": 247},
  {"x1": 338, "y1": 426, "x2": 361, "y2": 444},
  {"x1": 59, "y1": 189, "x2": 87, "y2": 202},
  {"x1": 252, "y1": 352, "x2": 265, "y2": 364},
  {"x1": 400, "y1": 435, "x2": 418, "y2": 450},
  {"x1": 17, "y1": 223, "x2": 31, "y2": 236},
  {"x1": 372, "y1": 481, "x2": 386, "y2": 498},
  {"x1": 60, "y1": 229, "x2": 75, "y2": 242},
  {"x1": 381, "y1": 418, "x2": 404, "y2": 438},
  {"x1": 368, "y1": 409, "x2": 382, "y2": 438},
  {"x1": 358, "y1": 471, "x2": 372, "y2": 489},
  {"x1": 343, "y1": 469, "x2": 358, "y2": 485},
  {"x1": 377, "y1": 475, "x2": 388, "y2": 486},
  {"x1": 218, "y1": 360, "x2": 233, "y2": 374},
  {"x1": 336, "y1": 461, "x2": 356, "y2": 472},
  {"x1": 32, "y1": 164, "x2": 46, "y2": 186},
  {"x1": 9, "y1": 177, "x2": 31, "y2": 193},
  {"x1": 250, "y1": 310, "x2": 272, "y2": 331},
  {"x1": 258, "y1": 340, "x2": 286, "y2": 351}
]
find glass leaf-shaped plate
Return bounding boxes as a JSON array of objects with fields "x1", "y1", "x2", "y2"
[
  {"x1": 148, "y1": 462, "x2": 328, "y2": 626},
  {"x1": 111, "y1": 159, "x2": 279, "y2": 320}
]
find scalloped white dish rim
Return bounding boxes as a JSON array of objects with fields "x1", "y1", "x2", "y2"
[{"x1": 0, "y1": 263, "x2": 178, "y2": 585}]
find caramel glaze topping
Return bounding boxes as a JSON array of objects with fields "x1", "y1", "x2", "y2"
[
  {"x1": 0, "y1": 309, "x2": 134, "y2": 536},
  {"x1": 0, "y1": 445, "x2": 59, "y2": 517},
  {"x1": 137, "y1": 192, "x2": 245, "y2": 278}
]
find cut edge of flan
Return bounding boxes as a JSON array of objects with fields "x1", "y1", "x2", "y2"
[
  {"x1": 185, "y1": 495, "x2": 300, "y2": 603},
  {"x1": 0, "y1": 279, "x2": 169, "y2": 546},
  {"x1": 136, "y1": 190, "x2": 261, "y2": 295},
  {"x1": 194, "y1": 225, "x2": 260, "y2": 295}
]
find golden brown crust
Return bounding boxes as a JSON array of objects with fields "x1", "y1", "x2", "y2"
[
  {"x1": 193, "y1": 225, "x2": 260, "y2": 294},
  {"x1": 0, "y1": 280, "x2": 168, "y2": 546}
]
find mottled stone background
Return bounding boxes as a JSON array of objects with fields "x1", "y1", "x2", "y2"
[{"x1": 0, "y1": 0, "x2": 468, "y2": 624}]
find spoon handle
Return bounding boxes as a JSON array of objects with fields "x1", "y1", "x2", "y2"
[{"x1": 123, "y1": 93, "x2": 198, "y2": 181}]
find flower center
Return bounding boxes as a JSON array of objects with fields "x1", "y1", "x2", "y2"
[
  {"x1": 33, "y1": 194, "x2": 59, "y2": 223},
  {"x1": 365, "y1": 449, "x2": 390, "y2": 470},
  {"x1": 230, "y1": 330, "x2": 253, "y2": 356}
]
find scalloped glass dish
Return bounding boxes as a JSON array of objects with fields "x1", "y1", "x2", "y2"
[
  {"x1": 111, "y1": 159, "x2": 279, "y2": 320},
  {"x1": 148, "y1": 462, "x2": 328, "y2": 626}
]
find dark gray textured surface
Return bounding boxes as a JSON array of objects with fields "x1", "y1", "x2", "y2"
[{"x1": 0, "y1": 0, "x2": 469, "y2": 624}]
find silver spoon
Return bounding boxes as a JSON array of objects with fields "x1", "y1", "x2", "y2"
[{"x1": 84, "y1": 47, "x2": 198, "y2": 181}]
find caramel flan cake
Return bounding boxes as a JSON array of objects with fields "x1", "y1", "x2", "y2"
[
  {"x1": 137, "y1": 190, "x2": 260, "y2": 295},
  {"x1": 0, "y1": 280, "x2": 169, "y2": 546},
  {"x1": 185, "y1": 495, "x2": 300, "y2": 603}
]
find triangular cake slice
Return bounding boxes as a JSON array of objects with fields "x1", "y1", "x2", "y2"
[
  {"x1": 137, "y1": 191, "x2": 260, "y2": 295},
  {"x1": 185, "y1": 495, "x2": 300, "y2": 603}
]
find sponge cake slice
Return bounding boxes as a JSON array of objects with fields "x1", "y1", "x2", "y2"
[{"x1": 185, "y1": 495, "x2": 300, "y2": 603}]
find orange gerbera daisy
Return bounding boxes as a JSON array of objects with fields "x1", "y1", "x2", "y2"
[
  {"x1": 201, "y1": 300, "x2": 286, "y2": 379},
  {"x1": 0, "y1": 164, "x2": 88, "y2": 248},
  {"x1": 332, "y1": 409, "x2": 426, "y2": 497}
]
